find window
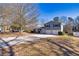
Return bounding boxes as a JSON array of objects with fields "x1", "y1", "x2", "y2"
[
  {"x1": 45, "y1": 24, "x2": 50, "y2": 27},
  {"x1": 53, "y1": 24, "x2": 60, "y2": 27}
]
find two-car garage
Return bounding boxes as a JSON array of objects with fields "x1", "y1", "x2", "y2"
[{"x1": 40, "y1": 29, "x2": 60, "y2": 35}]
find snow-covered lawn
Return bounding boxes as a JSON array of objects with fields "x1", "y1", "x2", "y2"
[{"x1": 0, "y1": 34, "x2": 57, "y2": 47}]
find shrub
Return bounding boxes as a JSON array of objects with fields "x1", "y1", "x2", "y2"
[
  {"x1": 58, "y1": 31, "x2": 64, "y2": 35},
  {"x1": 10, "y1": 23, "x2": 21, "y2": 32},
  {"x1": 23, "y1": 29, "x2": 32, "y2": 33}
]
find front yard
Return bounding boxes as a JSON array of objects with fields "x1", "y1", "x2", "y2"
[
  {"x1": 1, "y1": 34, "x2": 79, "y2": 56},
  {"x1": 0, "y1": 32, "x2": 31, "y2": 37}
]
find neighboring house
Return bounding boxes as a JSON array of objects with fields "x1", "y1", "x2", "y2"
[
  {"x1": 0, "y1": 25, "x2": 3, "y2": 32},
  {"x1": 35, "y1": 20, "x2": 64, "y2": 35},
  {"x1": 73, "y1": 24, "x2": 79, "y2": 36},
  {"x1": 0, "y1": 25, "x2": 10, "y2": 32}
]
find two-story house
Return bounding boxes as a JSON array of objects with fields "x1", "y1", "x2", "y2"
[{"x1": 35, "y1": 20, "x2": 64, "y2": 35}]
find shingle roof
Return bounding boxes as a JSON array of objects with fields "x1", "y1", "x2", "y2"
[{"x1": 44, "y1": 21, "x2": 61, "y2": 25}]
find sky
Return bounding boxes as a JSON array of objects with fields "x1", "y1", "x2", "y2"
[{"x1": 38, "y1": 3, "x2": 79, "y2": 22}]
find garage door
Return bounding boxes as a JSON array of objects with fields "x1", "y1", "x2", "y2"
[{"x1": 45, "y1": 30, "x2": 59, "y2": 35}]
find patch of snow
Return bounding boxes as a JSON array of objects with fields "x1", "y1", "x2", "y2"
[{"x1": 0, "y1": 34, "x2": 57, "y2": 47}]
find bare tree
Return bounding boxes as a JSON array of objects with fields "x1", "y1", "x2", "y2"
[
  {"x1": 0, "y1": 3, "x2": 39, "y2": 32},
  {"x1": 12, "y1": 3, "x2": 39, "y2": 32},
  {"x1": 0, "y1": 4, "x2": 15, "y2": 32},
  {"x1": 64, "y1": 17, "x2": 74, "y2": 34}
]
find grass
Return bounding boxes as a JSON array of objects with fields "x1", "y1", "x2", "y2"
[{"x1": 0, "y1": 32, "x2": 30, "y2": 37}]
